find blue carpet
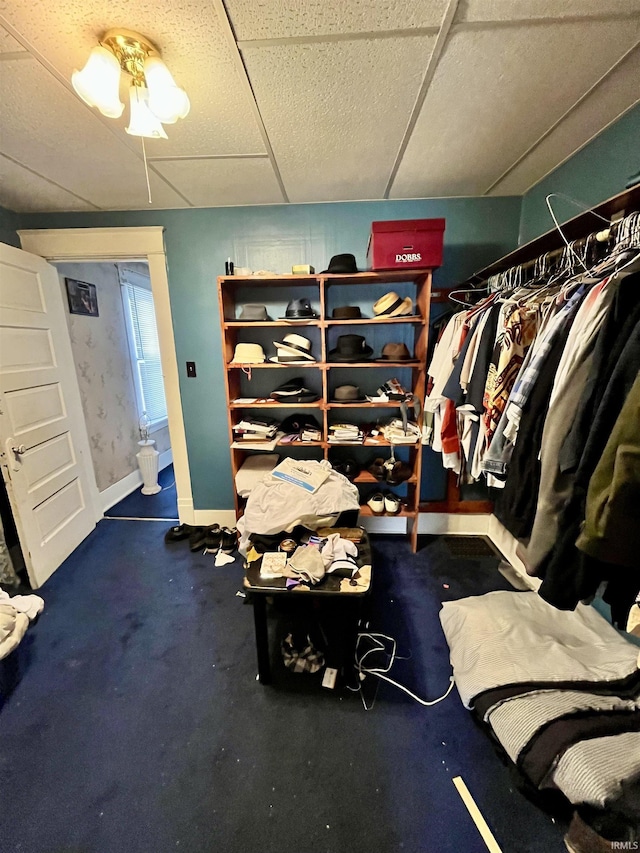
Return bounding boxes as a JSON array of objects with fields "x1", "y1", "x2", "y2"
[
  {"x1": 0, "y1": 526, "x2": 567, "y2": 853},
  {"x1": 105, "y1": 464, "x2": 177, "y2": 519}
]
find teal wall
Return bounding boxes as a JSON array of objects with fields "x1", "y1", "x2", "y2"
[
  {"x1": 0, "y1": 205, "x2": 20, "y2": 248},
  {"x1": 519, "y1": 103, "x2": 640, "y2": 244},
  {"x1": 20, "y1": 197, "x2": 520, "y2": 509}
]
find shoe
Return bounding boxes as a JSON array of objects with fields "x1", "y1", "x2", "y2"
[
  {"x1": 386, "y1": 461, "x2": 413, "y2": 486},
  {"x1": 367, "y1": 458, "x2": 387, "y2": 481},
  {"x1": 221, "y1": 527, "x2": 238, "y2": 554},
  {"x1": 164, "y1": 523, "x2": 197, "y2": 543},
  {"x1": 384, "y1": 494, "x2": 401, "y2": 515},
  {"x1": 204, "y1": 524, "x2": 222, "y2": 552},
  {"x1": 188, "y1": 527, "x2": 207, "y2": 552},
  {"x1": 366, "y1": 492, "x2": 385, "y2": 515},
  {"x1": 564, "y1": 810, "x2": 636, "y2": 853}
]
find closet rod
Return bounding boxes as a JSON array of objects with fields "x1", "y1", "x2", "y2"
[{"x1": 460, "y1": 183, "x2": 640, "y2": 290}]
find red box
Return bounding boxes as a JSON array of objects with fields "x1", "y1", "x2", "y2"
[{"x1": 366, "y1": 218, "x2": 445, "y2": 271}]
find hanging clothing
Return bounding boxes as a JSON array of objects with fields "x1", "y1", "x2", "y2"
[{"x1": 576, "y1": 371, "x2": 640, "y2": 568}]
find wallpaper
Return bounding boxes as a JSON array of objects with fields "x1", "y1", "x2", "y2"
[{"x1": 56, "y1": 262, "x2": 170, "y2": 493}]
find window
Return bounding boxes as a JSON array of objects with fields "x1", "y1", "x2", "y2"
[{"x1": 120, "y1": 270, "x2": 167, "y2": 430}]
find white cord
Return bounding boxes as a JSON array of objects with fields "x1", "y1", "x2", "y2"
[{"x1": 352, "y1": 631, "x2": 456, "y2": 710}]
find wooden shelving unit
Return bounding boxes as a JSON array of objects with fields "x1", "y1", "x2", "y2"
[{"x1": 217, "y1": 269, "x2": 433, "y2": 552}]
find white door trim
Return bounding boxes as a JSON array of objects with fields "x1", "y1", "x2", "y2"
[{"x1": 17, "y1": 227, "x2": 195, "y2": 524}]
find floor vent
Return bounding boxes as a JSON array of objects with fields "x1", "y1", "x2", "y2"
[{"x1": 442, "y1": 536, "x2": 500, "y2": 559}]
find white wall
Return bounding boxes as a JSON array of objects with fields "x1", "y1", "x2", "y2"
[{"x1": 55, "y1": 261, "x2": 170, "y2": 493}]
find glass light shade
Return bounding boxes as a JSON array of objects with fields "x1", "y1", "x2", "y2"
[
  {"x1": 144, "y1": 56, "x2": 190, "y2": 124},
  {"x1": 72, "y1": 45, "x2": 124, "y2": 118},
  {"x1": 126, "y1": 85, "x2": 168, "y2": 139}
]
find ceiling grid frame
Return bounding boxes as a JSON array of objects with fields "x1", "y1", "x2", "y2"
[
  {"x1": 0, "y1": 1, "x2": 638, "y2": 212},
  {"x1": 383, "y1": 0, "x2": 462, "y2": 199},
  {"x1": 209, "y1": 0, "x2": 290, "y2": 203}
]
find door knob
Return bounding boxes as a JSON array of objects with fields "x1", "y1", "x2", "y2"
[{"x1": 11, "y1": 444, "x2": 26, "y2": 455}]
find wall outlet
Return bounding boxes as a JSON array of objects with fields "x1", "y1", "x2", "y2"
[{"x1": 322, "y1": 667, "x2": 338, "y2": 690}]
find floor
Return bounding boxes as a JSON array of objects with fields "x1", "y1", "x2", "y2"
[
  {"x1": 0, "y1": 524, "x2": 569, "y2": 853},
  {"x1": 105, "y1": 463, "x2": 178, "y2": 519}
]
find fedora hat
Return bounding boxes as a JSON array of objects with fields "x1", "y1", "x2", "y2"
[
  {"x1": 270, "y1": 333, "x2": 316, "y2": 363},
  {"x1": 280, "y1": 297, "x2": 317, "y2": 320},
  {"x1": 331, "y1": 384, "x2": 367, "y2": 403},
  {"x1": 331, "y1": 306, "x2": 363, "y2": 320},
  {"x1": 376, "y1": 342, "x2": 413, "y2": 361},
  {"x1": 238, "y1": 303, "x2": 271, "y2": 321},
  {"x1": 321, "y1": 253, "x2": 358, "y2": 274},
  {"x1": 271, "y1": 378, "x2": 319, "y2": 403},
  {"x1": 373, "y1": 291, "x2": 414, "y2": 318},
  {"x1": 280, "y1": 413, "x2": 321, "y2": 434},
  {"x1": 328, "y1": 334, "x2": 373, "y2": 362},
  {"x1": 230, "y1": 342, "x2": 265, "y2": 364}
]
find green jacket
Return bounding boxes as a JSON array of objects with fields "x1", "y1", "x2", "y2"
[{"x1": 576, "y1": 371, "x2": 640, "y2": 568}]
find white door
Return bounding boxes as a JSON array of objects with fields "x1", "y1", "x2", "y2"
[{"x1": 0, "y1": 242, "x2": 96, "y2": 588}]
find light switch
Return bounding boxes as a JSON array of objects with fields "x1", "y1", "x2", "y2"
[{"x1": 186, "y1": 361, "x2": 196, "y2": 378}]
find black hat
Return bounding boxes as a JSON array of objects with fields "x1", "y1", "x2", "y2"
[
  {"x1": 328, "y1": 334, "x2": 373, "y2": 362},
  {"x1": 321, "y1": 254, "x2": 358, "y2": 274},
  {"x1": 238, "y1": 303, "x2": 271, "y2": 321},
  {"x1": 280, "y1": 413, "x2": 321, "y2": 434},
  {"x1": 280, "y1": 298, "x2": 317, "y2": 320},
  {"x1": 331, "y1": 306, "x2": 363, "y2": 320},
  {"x1": 331, "y1": 384, "x2": 367, "y2": 403},
  {"x1": 271, "y1": 378, "x2": 320, "y2": 403}
]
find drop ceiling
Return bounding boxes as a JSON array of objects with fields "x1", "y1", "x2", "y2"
[{"x1": 0, "y1": 0, "x2": 638, "y2": 212}]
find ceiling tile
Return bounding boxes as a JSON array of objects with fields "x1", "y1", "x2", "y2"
[
  {"x1": 151, "y1": 158, "x2": 284, "y2": 206},
  {"x1": 0, "y1": 23, "x2": 25, "y2": 52},
  {"x1": 390, "y1": 19, "x2": 640, "y2": 198},
  {"x1": 243, "y1": 35, "x2": 436, "y2": 202},
  {"x1": 0, "y1": 154, "x2": 97, "y2": 211},
  {"x1": 0, "y1": 0, "x2": 265, "y2": 156},
  {"x1": 460, "y1": 0, "x2": 640, "y2": 22},
  {"x1": 0, "y1": 58, "x2": 189, "y2": 209},
  {"x1": 489, "y1": 50, "x2": 640, "y2": 195},
  {"x1": 226, "y1": 0, "x2": 448, "y2": 40}
]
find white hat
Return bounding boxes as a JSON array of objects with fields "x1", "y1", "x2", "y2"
[
  {"x1": 372, "y1": 291, "x2": 413, "y2": 318},
  {"x1": 270, "y1": 333, "x2": 316, "y2": 363},
  {"x1": 230, "y1": 342, "x2": 265, "y2": 364}
]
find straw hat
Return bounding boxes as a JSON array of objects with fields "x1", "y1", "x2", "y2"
[{"x1": 372, "y1": 291, "x2": 413, "y2": 317}]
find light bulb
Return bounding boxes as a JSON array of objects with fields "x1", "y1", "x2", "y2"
[
  {"x1": 126, "y1": 85, "x2": 168, "y2": 139},
  {"x1": 144, "y1": 55, "x2": 190, "y2": 124},
  {"x1": 72, "y1": 45, "x2": 124, "y2": 118}
]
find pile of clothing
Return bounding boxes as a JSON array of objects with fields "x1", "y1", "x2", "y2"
[
  {"x1": 0, "y1": 588, "x2": 44, "y2": 660},
  {"x1": 441, "y1": 591, "x2": 640, "y2": 837},
  {"x1": 237, "y1": 459, "x2": 360, "y2": 556}
]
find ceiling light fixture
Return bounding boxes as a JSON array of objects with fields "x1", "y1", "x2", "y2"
[
  {"x1": 72, "y1": 29, "x2": 190, "y2": 136},
  {"x1": 72, "y1": 29, "x2": 190, "y2": 203}
]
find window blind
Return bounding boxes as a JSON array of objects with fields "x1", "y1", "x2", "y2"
[{"x1": 122, "y1": 283, "x2": 167, "y2": 425}]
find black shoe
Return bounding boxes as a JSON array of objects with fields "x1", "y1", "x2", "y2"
[
  {"x1": 188, "y1": 527, "x2": 207, "y2": 552},
  {"x1": 221, "y1": 527, "x2": 237, "y2": 554},
  {"x1": 164, "y1": 523, "x2": 197, "y2": 543},
  {"x1": 204, "y1": 524, "x2": 222, "y2": 552}
]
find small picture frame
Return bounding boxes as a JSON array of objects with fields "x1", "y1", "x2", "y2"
[{"x1": 65, "y1": 278, "x2": 99, "y2": 317}]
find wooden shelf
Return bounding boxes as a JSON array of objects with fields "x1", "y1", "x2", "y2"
[
  {"x1": 219, "y1": 268, "x2": 432, "y2": 553},
  {"x1": 358, "y1": 504, "x2": 412, "y2": 518}
]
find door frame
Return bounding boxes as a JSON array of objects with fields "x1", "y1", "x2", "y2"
[{"x1": 17, "y1": 227, "x2": 195, "y2": 524}]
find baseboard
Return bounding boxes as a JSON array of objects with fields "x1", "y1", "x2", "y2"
[
  {"x1": 159, "y1": 447, "x2": 173, "y2": 472},
  {"x1": 487, "y1": 515, "x2": 539, "y2": 590},
  {"x1": 360, "y1": 516, "x2": 407, "y2": 534},
  {"x1": 417, "y1": 513, "x2": 490, "y2": 535},
  {"x1": 100, "y1": 448, "x2": 173, "y2": 514},
  {"x1": 192, "y1": 509, "x2": 238, "y2": 527},
  {"x1": 100, "y1": 469, "x2": 142, "y2": 513}
]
